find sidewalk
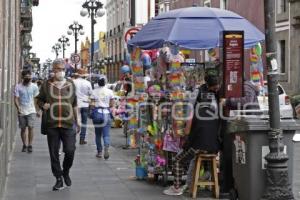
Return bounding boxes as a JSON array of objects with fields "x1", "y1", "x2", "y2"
[
  {"x1": 3, "y1": 119, "x2": 300, "y2": 200},
  {"x1": 2, "y1": 120, "x2": 217, "y2": 200}
]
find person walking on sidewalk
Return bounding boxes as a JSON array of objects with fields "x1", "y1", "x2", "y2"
[
  {"x1": 14, "y1": 69, "x2": 40, "y2": 153},
  {"x1": 91, "y1": 76, "x2": 114, "y2": 159},
  {"x1": 163, "y1": 75, "x2": 221, "y2": 196},
  {"x1": 73, "y1": 68, "x2": 93, "y2": 145},
  {"x1": 36, "y1": 59, "x2": 79, "y2": 191}
]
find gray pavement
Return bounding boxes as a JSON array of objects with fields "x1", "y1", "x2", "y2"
[{"x1": 2, "y1": 119, "x2": 300, "y2": 200}]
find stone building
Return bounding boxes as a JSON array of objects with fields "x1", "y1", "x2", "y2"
[
  {"x1": 80, "y1": 37, "x2": 91, "y2": 68},
  {"x1": 0, "y1": 0, "x2": 30, "y2": 198},
  {"x1": 278, "y1": 0, "x2": 300, "y2": 95},
  {"x1": 105, "y1": 0, "x2": 159, "y2": 82}
]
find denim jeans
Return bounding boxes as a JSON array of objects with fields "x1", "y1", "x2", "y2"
[
  {"x1": 93, "y1": 113, "x2": 111, "y2": 153},
  {"x1": 80, "y1": 107, "x2": 89, "y2": 140}
]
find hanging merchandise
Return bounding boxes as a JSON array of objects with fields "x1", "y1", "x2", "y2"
[
  {"x1": 250, "y1": 43, "x2": 264, "y2": 90},
  {"x1": 162, "y1": 129, "x2": 181, "y2": 153},
  {"x1": 141, "y1": 52, "x2": 152, "y2": 70},
  {"x1": 121, "y1": 65, "x2": 131, "y2": 74}
]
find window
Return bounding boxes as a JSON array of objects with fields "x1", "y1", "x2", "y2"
[
  {"x1": 220, "y1": 0, "x2": 228, "y2": 10},
  {"x1": 204, "y1": 0, "x2": 211, "y2": 7},
  {"x1": 277, "y1": 40, "x2": 286, "y2": 73},
  {"x1": 277, "y1": 0, "x2": 287, "y2": 14}
]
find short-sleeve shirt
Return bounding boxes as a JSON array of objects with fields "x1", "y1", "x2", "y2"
[
  {"x1": 14, "y1": 83, "x2": 39, "y2": 116},
  {"x1": 92, "y1": 86, "x2": 114, "y2": 113},
  {"x1": 73, "y1": 78, "x2": 93, "y2": 108}
]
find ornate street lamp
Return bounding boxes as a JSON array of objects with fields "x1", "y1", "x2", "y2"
[
  {"x1": 80, "y1": 0, "x2": 105, "y2": 76},
  {"x1": 58, "y1": 35, "x2": 70, "y2": 58},
  {"x1": 67, "y1": 21, "x2": 84, "y2": 70},
  {"x1": 52, "y1": 43, "x2": 61, "y2": 58},
  {"x1": 67, "y1": 21, "x2": 84, "y2": 54}
]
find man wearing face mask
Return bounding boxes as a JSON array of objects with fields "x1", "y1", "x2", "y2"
[
  {"x1": 36, "y1": 59, "x2": 79, "y2": 191},
  {"x1": 14, "y1": 70, "x2": 40, "y2": 153}
]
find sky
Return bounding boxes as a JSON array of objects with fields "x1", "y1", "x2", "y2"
[{"x1": 31, "y1": 0, "x2": 107, "y2": 63}]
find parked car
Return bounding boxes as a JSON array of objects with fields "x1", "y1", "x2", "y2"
[{"x1": 257, "y1": 83, "x2": 293, "y2": 119}]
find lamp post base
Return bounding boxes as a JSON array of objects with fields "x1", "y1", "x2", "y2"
[{"x1": 261, "y1": 130, "x2": 294, "y2": 200}]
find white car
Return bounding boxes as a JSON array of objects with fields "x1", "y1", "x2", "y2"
[{"x1": 257, "y1": 83, "x2": 293, "y2": 119}]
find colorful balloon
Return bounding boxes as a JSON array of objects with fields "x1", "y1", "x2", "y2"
[{"x1": 255, "y1": 43, "x2": 262, "y2": 56}]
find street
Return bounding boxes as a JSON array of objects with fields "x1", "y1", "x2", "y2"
[{"x1": 2, "y1": 118, "x2": 300, "y2": 200}]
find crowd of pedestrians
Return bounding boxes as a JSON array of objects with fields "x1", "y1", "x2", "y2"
[{"x1": 15, "y1": 59, "x2": 114, "y2": 191}]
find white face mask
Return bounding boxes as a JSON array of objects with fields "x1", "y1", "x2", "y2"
[{"x1": 55, "y1": 71, "x2": 65, "y2": 81}]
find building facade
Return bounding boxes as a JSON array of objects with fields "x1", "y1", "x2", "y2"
[
  {"x1": 0, "y1": 0, "x2": 23, "y2": 198},
  {"x1": 277, "y1": 0, "x2": 300, "y2": 95},
  {"x1": 80, "y1": 37, "x2": 91, "y2": 68},
  {"x1": 159, "y1": 0, "x2": 170, "y2": 14},
  {"x1": 105, "y1": 0, "x2": 159, "y2": 82}
]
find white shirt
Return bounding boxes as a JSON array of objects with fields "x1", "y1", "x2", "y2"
[
  {"x1": 14, "y1": 82, "x2": 39, "y2": 115},
  {"x1": 92, "y1": 86, "x2": 114, "y2": 113},
  {"x1": 73, "y1": 78, "x2": 93, "y2": 108}
]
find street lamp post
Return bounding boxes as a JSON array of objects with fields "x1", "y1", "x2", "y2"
[
  {"x1": 67, "y1": 21, "x2": 84, "y2": 54},
  {"x1": 262, "y1": 0, "x2": 294, "y2": 199},
  {"x1": 52, "y1": 43, "x2": 61, "y2": 58},
  {"x1": 58, "y1": 35, "x2": 70, "y2": 58},
  {"x1": 67, "y1": 21, "x2": 84, "y2": 70},
  {"x1": 80, "y1": 0, "x2": 105, "y2": 77}
]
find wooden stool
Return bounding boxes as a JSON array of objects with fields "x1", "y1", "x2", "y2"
[{"x1": 190, "y1": 154, "x2": 219, "y2": 199}]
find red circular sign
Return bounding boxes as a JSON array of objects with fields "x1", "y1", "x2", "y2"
[{"x1": 124, "y1": 27, "x2": 141, "y2": 43}]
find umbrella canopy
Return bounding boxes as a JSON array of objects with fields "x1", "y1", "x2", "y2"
[{"x1": 128, "y1": 7, "x2": 265, "y2": 50}]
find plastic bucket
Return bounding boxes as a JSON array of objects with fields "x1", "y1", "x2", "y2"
[{"x1": 136, "y1": 166, "x2": 147, "y2": 180}]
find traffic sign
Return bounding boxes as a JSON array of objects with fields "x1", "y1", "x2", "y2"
[
  {"x1": 124, "y1": 27, "x2": 141, "y2": 43},
  {"x1": 70, "y1": 53, "x2": 81, "y2": 64}
]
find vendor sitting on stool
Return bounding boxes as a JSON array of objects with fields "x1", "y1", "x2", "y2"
[{"x1": 163, "y1": 75, "x2": 222, "y2": 196}]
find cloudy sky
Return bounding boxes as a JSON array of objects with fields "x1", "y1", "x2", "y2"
[{"x1": 31, "y1": 0, "x2": 107, "y2": 63}]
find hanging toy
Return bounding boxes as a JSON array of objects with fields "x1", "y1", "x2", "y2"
[
  {"x1": 141, "y1": 52, "x2": 152, "y2": 70},
  {"x1": 250, "y1": 48, "x2": 258, "y2": 63},
  {"x1": 121, "y1": 65, "x2": 131, "y2": 74},
  {"x1": 255, "y1": 42, "x2": 262, "y2": 56},
  {"x1": 155, "y1": 155, "x2": 166, "y2": 167},
  {"x1": 208, "y1": 48, "x2": 217, "y2": 58}
]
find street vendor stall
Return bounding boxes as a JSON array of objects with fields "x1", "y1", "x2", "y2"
[{"x1": 125, "y1": 6, "x2": 265, "y2": 186}]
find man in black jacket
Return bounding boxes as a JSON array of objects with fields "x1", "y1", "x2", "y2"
[{"x1": 163, "y1": 75, "x2": 221, "y2": 196}]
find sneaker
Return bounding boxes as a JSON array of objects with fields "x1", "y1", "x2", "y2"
[
  {"x1": 22, "y1": 145, "x2": 27, "y2": 152},
  {"x1": 104, "y1": 147, "x2": 109, "y2": 160},
  {"x1": 163, "y1": 186, "x2": 183, "y2": 196},
  {"x1": 63, "y1": 174, "x2": 72, "y2": 187},
  {"x1": 27, "y1": 145, "x2": 33, "y2": 153},
  {"x1": 52, "y1": 177, "x2": 64, "y2": 191},
  {"x1": 96, "y1": 152, "x2": 102, "y2": 158}
]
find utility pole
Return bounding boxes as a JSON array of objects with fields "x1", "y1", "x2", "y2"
[{"x1": 261, "y1": 0, "x2": 294, "y2": 199}]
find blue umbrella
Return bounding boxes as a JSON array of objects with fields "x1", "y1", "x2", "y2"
[{"x1": 128, "y1": 7, "x2": 265, "y2": 50}]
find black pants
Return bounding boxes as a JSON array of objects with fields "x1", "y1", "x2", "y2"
[{"x1": 47, "y1": 128, "x2": 76, "y2": 178}]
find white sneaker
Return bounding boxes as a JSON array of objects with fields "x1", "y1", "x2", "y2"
[{"x1": 163, "y1": 186, "x2": 183, "y2": 196}]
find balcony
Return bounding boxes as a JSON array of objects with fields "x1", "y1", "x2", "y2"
[{"x1": 20, "y1": 6, "x2": 33, "y2": 33}]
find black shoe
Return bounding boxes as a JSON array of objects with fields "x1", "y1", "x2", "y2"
[
  {"x1": 52, "y1": 177, "x2": 64, "y2": 191},
  {"x1": 22, "y1": 145, "x2": 27, "y2": 152},
  {"x1": 79, "y1": 139, "x2": 87, "y2": 145},
  {"x1": 63, "y1": 174, "x2": 72, "y2": 187},
  {"x1": 27, "y1": 145, "x2": 33, "y2": 153}
]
